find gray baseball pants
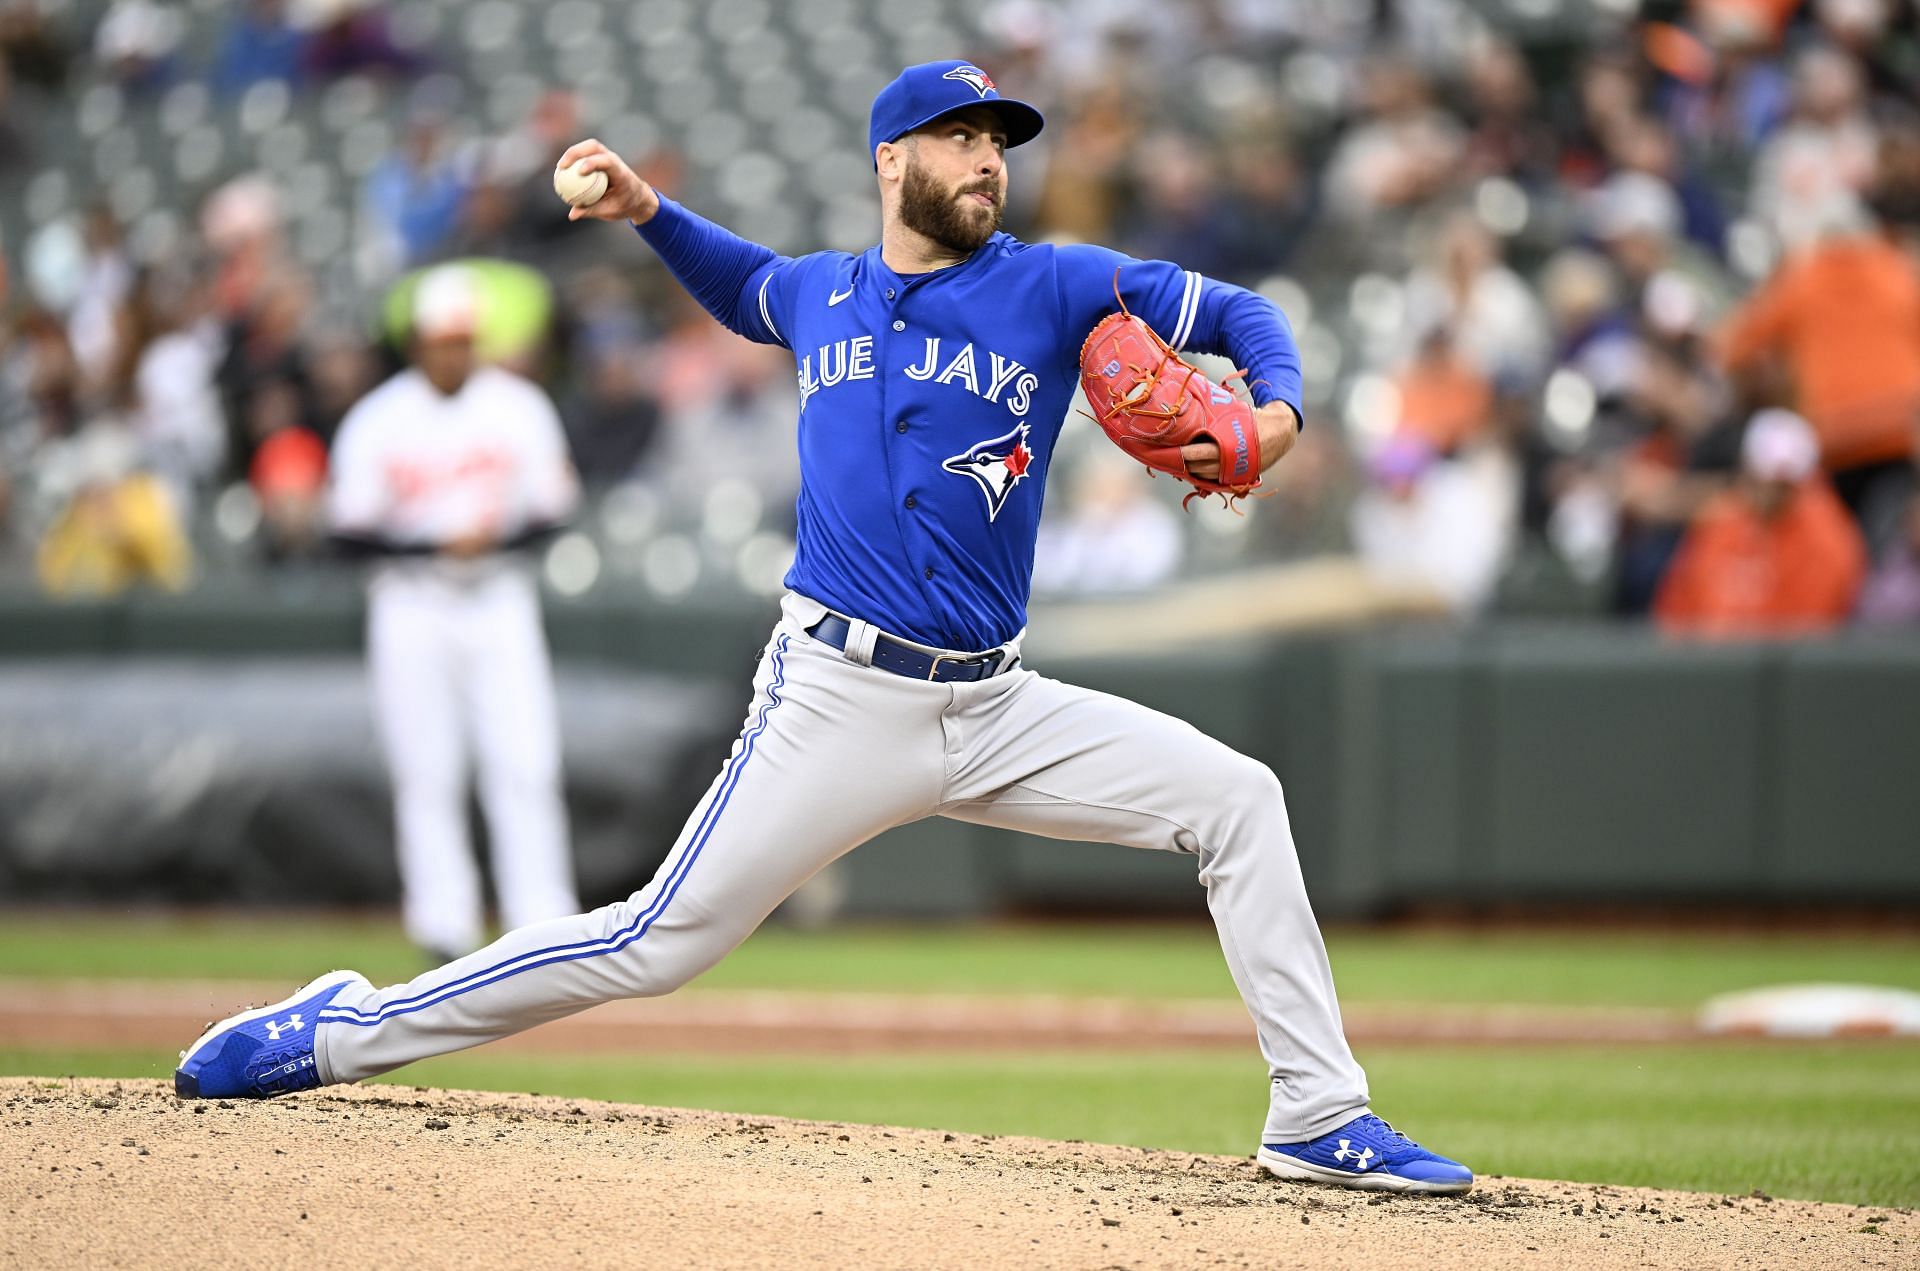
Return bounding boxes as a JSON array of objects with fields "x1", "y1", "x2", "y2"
[{"x1": 316, "y1": 592, "x2": 1370, "y2": 1142}]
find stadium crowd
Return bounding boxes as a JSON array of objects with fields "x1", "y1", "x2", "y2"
[{"x1": 2, "y1": 0, "x2": 1919, "y2": 635}]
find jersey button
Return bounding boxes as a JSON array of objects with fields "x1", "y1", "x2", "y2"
[
  {"x1": 886, "y1": 288, "x2": 897, "y2": 300},
  {"x1": 896, "y1": 420, "x2": 908, "y2": 433},
  {"x1": 891, "y1": 319, "x2": 905, "y2": 332},
  {"x1": 904, "y1": 495, "x2": 916, "y2": 509},
  {"x1": 923, "y1": 566, "x2": 935, "y2": 580}
]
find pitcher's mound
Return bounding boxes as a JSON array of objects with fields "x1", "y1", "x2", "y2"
[{"x1": 1, "y1": 1078, "x2": 1906, "y2": 1269}]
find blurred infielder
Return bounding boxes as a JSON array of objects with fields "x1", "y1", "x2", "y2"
[
  {"x1": 180, "y1": 63, "x2": 1473, "y2": 1194},
  {"x1": 326, "y1": 266, "x2": 581, "y2": 962}
]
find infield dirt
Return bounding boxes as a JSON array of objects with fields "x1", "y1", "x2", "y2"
[{"x1": 3, "y1": 1078, "x2": 1912, "y2": 1269}]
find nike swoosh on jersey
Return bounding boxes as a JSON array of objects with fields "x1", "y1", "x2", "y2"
[{"x1": 827, "y1": 286, "x2": 854, "y2": 307}]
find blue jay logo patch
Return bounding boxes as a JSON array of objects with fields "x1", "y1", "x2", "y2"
[
  {"x1": 943, "y1": 65, "x2": 996, "y2": 97},
  {"x1": 942, "y1": 423, "x2": 1033, "y2": 522}
]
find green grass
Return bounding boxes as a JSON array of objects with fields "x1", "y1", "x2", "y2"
[
  {"x1": 5, "y1": 910, "x2": 1919, "y2": 1009},
  {"x1": 8, "y1": 1042, "x2": 1915, "y2": 1207}
]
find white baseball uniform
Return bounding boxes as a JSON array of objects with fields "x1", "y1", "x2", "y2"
[{"x1": 328, "y1": 364, "x2": 582, "y2": 958}]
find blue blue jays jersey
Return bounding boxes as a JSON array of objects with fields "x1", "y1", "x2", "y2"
[{"x1": 637, "y1": 198, "x2": 1303, "y2": 651}]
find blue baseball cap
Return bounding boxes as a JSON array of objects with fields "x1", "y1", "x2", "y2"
[{"x1": 868, "y1": 60, "x2": 1045, "y2": 167}]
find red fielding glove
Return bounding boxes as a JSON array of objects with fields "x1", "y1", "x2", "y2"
[{"x1": 1078, "y1": 305, "x2": 1262, "y2": 509}]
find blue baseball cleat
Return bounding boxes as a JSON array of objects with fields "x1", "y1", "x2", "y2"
[
  {"x1": 174, "y1": 970, "x2": 369, "y2": 1100},
  {"x1": 1258, "y1": 1113, "x2": 1474, "y2": 1194}
]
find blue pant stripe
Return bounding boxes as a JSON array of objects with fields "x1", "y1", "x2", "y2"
[{"x1": 318, "y1": 635, "x2": 792, "y2": 1028}]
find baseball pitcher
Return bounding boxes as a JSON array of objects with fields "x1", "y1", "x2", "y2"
[{"x1": 181, "y1": 62, "x2": 1472, "y2": 1195}]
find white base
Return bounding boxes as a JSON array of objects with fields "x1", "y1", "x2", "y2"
[{"x1": 1256, "y1": 1146, "x2": 1474, "y2": 1195}]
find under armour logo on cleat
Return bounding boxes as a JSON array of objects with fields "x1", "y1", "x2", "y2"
[
  {"x1": 1332, "y1": 1141, "x2": 1375, "y2": 1170},
  {"x1": 264, "y1": 1014, "x2": 305, "y2": 1041}
]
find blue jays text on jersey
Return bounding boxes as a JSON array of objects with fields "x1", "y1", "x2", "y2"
[{"x1": 636, "y1": 196, "x2": 1304, "y2": 651}]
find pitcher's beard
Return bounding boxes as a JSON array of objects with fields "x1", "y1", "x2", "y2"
[{"x1": 899, "y1": 161, "x2": 1002, "y2": 255}]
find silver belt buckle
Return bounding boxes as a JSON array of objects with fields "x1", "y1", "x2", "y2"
[{"x1": 927, "y1": 651, "x2": 992, "y2": 681}]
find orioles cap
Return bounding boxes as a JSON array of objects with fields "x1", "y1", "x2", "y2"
[
  {"x1": 868, "y1": 60, "x2": 1044, "y2": 167},
  {"x1": 412, "y1": 264, "x2": 481, "y2": 339}
]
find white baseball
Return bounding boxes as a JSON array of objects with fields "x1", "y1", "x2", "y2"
[{"x1": 553, "y1": 159, "x2": 609, "y2": 209}]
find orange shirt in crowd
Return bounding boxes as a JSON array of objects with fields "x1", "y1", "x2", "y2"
[
  {"x1": 1394, "y1": 353, "x2": 1493, "y2": 454},
  {"x1": 1654, "y1": 478, "x2": 1867, "y2": 636},
  {"x1": 1716, "y1": 234, "x2": 1920, "y2": 470}
]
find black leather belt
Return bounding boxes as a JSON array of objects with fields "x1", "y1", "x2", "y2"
[{"x1": 807, "y1": 614, "x2": 1010, "y2": 683}]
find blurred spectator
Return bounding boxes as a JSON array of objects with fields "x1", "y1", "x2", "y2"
[
  {"x1": 66, "y1": 207, "x2": 133, "y2": 391},
  {"x1": 554, "y1": 268, "x2": 659, "y2": 486},
  {"x1": 1748, "y1": 45, "x2": 1879, "y2": 250},
  {"x1": 1392, "y1": 330, "x2": 1495, "y2": 456},
  {"x1": 200, "y1": 176, "x2": 286, "y2": 322},
  {"x1": 129, "y1": 269, "x2": 226, "y2": 506},
  {"x1": 473, "y1": 89, "x2": 586, "y2": 257},
  {"x1": 1589, "y1": 171, "x2": 1733, "y2": 317},
  {"x1": 297, "y1": 0, "x2": 421, "y2": 82},
  {"x1": 1654, "y1": 409, "x2": 1867, "y2": 635},
  {"x1": 1323, "y1": 58, "x2": 1465, "y2": 230},
  {"x1": 1613, "y1": 340, "x2": 1739, "y2": 613},
  {"x1": 361, "y1": 93, "x2": 470, "y2": 274},
  {"x1": 6, "y1": 307, "x2": 81, "y2": 449},
  {"x1": 562, "y1": 348, "x2": 661, "y2": 489},
  {"x1": 1115, "y1": 133, "x2": 1240, "y2": 280},
  {"x1": 660, "y1": 335, "x2": 802, "y2": 522},
  {"x1": 0, "y1": 0, "x2": 71, "y2": 93},
  {"x1": 1692, "y1": 0, "x2": 1802, "y2": 52},
  {"x1": 1868, "y1": 125, "x2": 1920, "y2": 246},
  {"x1": 34, "y1": 424, "x2": 191, "y2": 595},
  {"x1": 213, "y1": 0, "x2": 305, "y2": 97},
  {"x1": 305, "y1": 328, "x2": 378, "y2": 441},
  {"x1": 1401, "y1": 212, "x2": 1550, "y2": 388},
  {"x1": 1607, "y1": 113, "x2": 1729, "y2": 256},
  {"x1": 92, "y1": 0, "x2": 179, "y2": 95},
  {"x1": 649, "y1": 319, "x2": 799, "y2": 515},
  {"x1": 1250, "y1": 423, "x2": 1360, "y2": 561},
  {"x1": 217, "y1": 269, "x2": 319, "y2": 482},
  {"x1": 1715, "y1": 207, "x2": 1920, "y2": 549},
  {"x1": 250, "y1": 422, "x2": 329, "y2": 561},
  {"x1": 1561, "y1": 48, "x2": 1646, "y2": 188},
  {"x1": 1856, "y1": 490, "x2": 1920, "y2": 625},
  {"x1": 1809, "y1": 0, "x2": 1918, "y2": 118},
  {"x1": 1648, "y1": 14, "x2": 1791, "y2": 164},
  {"x1": 1031, "y1": 83, "x2": 1139, "y2": 243},
  {"x1": 1349, "y1": 434, "x2": 1516, "y2": 617},
  {"x1": 1539, "y1": 247, "x2": 1640, "y2": 404},
  {"x1": 1461, "y1": 37, "x2": 1560, "y2": 187},
  {"x1": 1219, "y1": 140, "x2": 1312, "y2": 279},
  {"x1": 1032, "y1": 450, "x2": 1182, "y2": 595}
]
